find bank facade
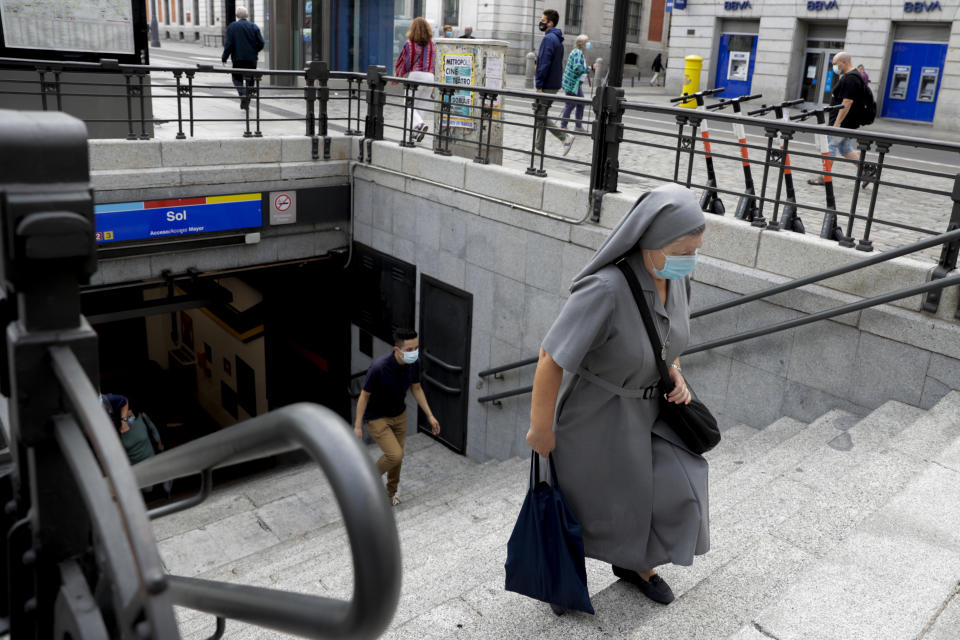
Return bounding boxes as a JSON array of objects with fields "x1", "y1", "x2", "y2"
[{"x1": 665, "y1": 0, "x2": 959, "y2": 127}]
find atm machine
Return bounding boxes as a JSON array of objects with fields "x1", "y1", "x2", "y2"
[{"x1": 881, "y1": 41, "x2": 947, "y2": 122}]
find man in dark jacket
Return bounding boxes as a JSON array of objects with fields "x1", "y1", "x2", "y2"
[
  {"x1": 534, "y1": 9, "x2": 567, "y2": 153},
  {"x1": 221, "y1": 6, "x2": 264, "y2": 109}
]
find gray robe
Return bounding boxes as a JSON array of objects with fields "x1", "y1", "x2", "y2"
[{"x1": 542, "y1": 187, "x2": 710, "y2": 572}]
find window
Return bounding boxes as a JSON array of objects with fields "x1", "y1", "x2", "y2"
[
  {"x1": 442, "y1": 0, "x2": 458, "y2": 27},
  {"x1": 565, "y1": 0, "x2": 583, "y2": 32},
  {"x1": 627, "y1": 0, "x2": 642, "y2": 43}
]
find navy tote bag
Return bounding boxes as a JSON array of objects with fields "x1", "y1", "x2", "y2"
[{"x1": 504, "y1": 452, "x2": 594, "y2": 614}]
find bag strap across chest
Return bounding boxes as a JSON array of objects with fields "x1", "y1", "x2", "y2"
[{"x1": 615, "y1": 260, "x2": 673, "y2": 388}]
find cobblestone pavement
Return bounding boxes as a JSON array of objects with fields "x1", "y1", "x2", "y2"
[{"x1": 141, "y1": 48, "x2": 960, "y2": 264}]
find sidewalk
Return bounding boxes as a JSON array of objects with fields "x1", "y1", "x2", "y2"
[{"x1": 149, "y1": 38, "x2": 960, "y2": 144}]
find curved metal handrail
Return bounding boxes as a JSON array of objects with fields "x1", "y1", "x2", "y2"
[
  {"x1": 49, "y1": 344, "x2": 180, "y2": 639},
  {"x1": 132, "y1": 402, "x2": 402, "y2": 640}
]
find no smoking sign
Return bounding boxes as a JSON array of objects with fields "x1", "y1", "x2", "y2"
[{"x1": 269, "y1": 191, "x2": 297, "y2": 225}]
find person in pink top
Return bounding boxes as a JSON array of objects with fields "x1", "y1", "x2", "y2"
[{"x1": 395, "y1": 17, "x2": 436, "y2": 144}]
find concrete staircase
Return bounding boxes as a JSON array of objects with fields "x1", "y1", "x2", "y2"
[{"x1": 160, "y1": 392, "x2": 960, "y2": 640}]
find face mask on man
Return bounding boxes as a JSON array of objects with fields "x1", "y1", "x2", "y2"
[
  {"x1": 654, "y1": 250, "x2": 699, "y2": 280},
  {"x1": 832, "y1": 64, "x2": 840, "y2": 75},
  {"x1": 401, "y1": 349, "x2": 419, "y2": 364},
  {"x1": 538, "y1": 21, "x2": 548, "y2": 32}
]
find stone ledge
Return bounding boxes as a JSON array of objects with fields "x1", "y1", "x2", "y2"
[
  {"x1": 89, "y1": 139, "x2": 162, "y2": 171},
  {"x1": 159, "y1": 138, "x2": 283, "y2": 168},
  {"x1": 401, "y1": 146, "x2": 466, "y2": 188},
  {"x1": 542, "y1": 179, "x2": 590, "y2": 220},
  {"x1": 180, "y1": 163, "x2": 282, "y2": 186},
  {"x1": 91, "y1": 167, "x2": 181, "y2": 191},
  {"x1": 702, "y1": 214, "x2": 761, "y2": 268},
  {"x1": 464, "y1": 163, "x2": 544, "y2": 210},
  {"x1": 755, "y1": 229, "x2": 930, "y2": 313},
  {"x1": 368, "y1": 141, "x2": 403, "y2": 172}
]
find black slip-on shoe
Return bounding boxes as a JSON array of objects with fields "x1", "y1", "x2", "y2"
[
  {"x1": 549, "y1": 603, "x2": 566, "y2": 617},
  {"x1": 612, "y1": 565, "x2": 675, "y2": 605}
]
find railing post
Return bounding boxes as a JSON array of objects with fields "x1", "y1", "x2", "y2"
[
  {"x1": 399, "y1": 81, "x2": 416, "y2": 148},
  {"x1": 0, "y1": 110, "x2": 102, "y2": 638},
  {"x1": 434, "y1": 87, "x2": 454, "y2": 156},
  {"x1": 474, "y1": 91, "x2": 495, "y2": 164},
  {"x1": 856, "y1": 141, "x2": 888, "y2": 252},
  {"x1": 922, "y1": 173, "x2": 960, "y2": 317},
  {"x1": 122, "y1": 72, "x2": 137, "y2": 140},
  {"x1": 136, "y1": 71, "x2": 149, "y2": 140},
  {"x1": 752, "y1": 128, "x2": 778, "y2": 229},
  {"x1": 526, "y1": 96, "x2": 550, "y2": 177},
  {"x1": 839, "y1": 140, "x2": 873, "y2": 248},
  {"x1": 174, "y1": 70, "x2": 186, "y2": 140},
  {"x1": 588, "y1": 84, "x2": 625, "y2": 222},
  {"x1": 305, "y1": 61, "x2": 329, "y2": 159},
  {"x1": 684, "y1": 115, "x2": 701, "y2": 188},
  {"x1": 672, "y1": 114, "x2": 688, "y2": 183},
  {"x1": 252, "y1": 73, "x2": 263, "y2": 138},
  {"x1": 345, "y1": 77, "x2": 363, "y2": 136},
  {"x1": 363, "y1": 65, "x2": 386, "y2": 141},
  {"x1": 186, "y1": 70, "x2": 196, "y2": 138}
]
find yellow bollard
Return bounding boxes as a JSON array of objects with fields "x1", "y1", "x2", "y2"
[{"x1": 681, "y1": 55, "x2": 703, "y2": 108}]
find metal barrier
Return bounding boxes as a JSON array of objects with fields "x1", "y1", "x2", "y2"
[
  {"x1": 4, "y1": 56, "x2": 957, "y2": 261},
  {"x1": 2, "y1": 55, "x2": 957, "y2": 290},
  {"x1": 0, "y1": 110, "x2": 400, "y2": 638}
]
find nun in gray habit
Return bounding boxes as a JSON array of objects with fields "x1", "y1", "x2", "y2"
[{"x1": 527, "y1": 183, "x2": 709, "y2": 607}]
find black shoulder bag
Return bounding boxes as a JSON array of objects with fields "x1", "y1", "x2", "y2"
[{"x1": 615, "y1": 260, "x2": 721, "y2": 455}]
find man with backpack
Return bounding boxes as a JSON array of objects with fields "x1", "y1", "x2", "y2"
[{"x1": 810, "y1": 52, "x2": 876, "y2": 188}]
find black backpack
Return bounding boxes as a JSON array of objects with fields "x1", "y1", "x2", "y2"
[{"x1": 853, "y1": 73, "x2": 876, "y2": 127}]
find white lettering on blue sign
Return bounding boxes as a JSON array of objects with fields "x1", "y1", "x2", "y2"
[
  {"x1": 904, "y1": 1, "x2": 941, "y2": 12},
  {"x1": 807, "y1": 0, "x2": 839, "y2": 9},
  {"x1": 166, "y1": 209, "x2": 188, "y2": 222}
]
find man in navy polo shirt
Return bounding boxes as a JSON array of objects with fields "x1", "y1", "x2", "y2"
[{"x1": 354, "y1": 328, "x2": 441, "y2": 506}]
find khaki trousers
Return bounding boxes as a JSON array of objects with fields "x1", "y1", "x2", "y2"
[{"x1": 366, "y1": 411, "x2": 407, "y2": 497}]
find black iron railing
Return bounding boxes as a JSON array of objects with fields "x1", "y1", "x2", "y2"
[
  {"x1": 0, "y1": 109, "x2": 401, "y2": 639},
  {"x1": 3, "y1": 56, "x2": 958, "y2": 268}
]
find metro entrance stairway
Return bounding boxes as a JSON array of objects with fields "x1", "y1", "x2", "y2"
[{"x1": 165, "y1": 392, "x2": 960, "y2": 640}]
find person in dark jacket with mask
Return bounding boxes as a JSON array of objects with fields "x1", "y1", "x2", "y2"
[
  {"x1": 221, "y1": 6, "x2": 265, "y2": 109},
  {"x1": 534, "y1": 9, "x2": 567, "y2": 153}
]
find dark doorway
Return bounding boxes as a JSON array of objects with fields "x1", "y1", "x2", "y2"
[{"x1": 418, "y1": 275, "x2": 472, "y2": 454}]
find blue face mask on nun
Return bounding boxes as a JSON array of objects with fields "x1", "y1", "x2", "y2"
[{"x1": 654, "y1": 250, "x2": 698, "y2": 280}]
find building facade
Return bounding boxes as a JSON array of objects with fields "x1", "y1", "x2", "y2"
[
  {"x1": 665, "y1": 0, "x2": 959, "y2": 126},
  {"x1": 148, "y1": 0, "x2": 672, "y2": 81},
  {"x1": 457, "y1": 0, "x2": 672, "y2": 77}
]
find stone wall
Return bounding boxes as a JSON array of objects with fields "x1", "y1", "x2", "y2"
[
  {"x1": 355, "y1": 141, "x2": 960, "y2": 461},
  {"x1": 86, "y1": 133, "x2": 960, "y2": 463},
  {"x1": 87, "y1": 136, "x2": 355, "y2": 286}
]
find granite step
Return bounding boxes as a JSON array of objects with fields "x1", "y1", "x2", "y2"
[
  {"x1": 733, "y1": 391, "x2": 960, "y2": 640},
  {"x1": 173, "y1": 456, "x2": 530, "y2": 638},
  {"x1": 170, "y1": 396, "x2": 959, "y2": 640},
  {"x1": 705, "y1": 416, "x2": 808, "y2": 481}
]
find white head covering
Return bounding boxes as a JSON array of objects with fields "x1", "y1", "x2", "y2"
[{"x1": 572, "y1": 183, "x2": 704, "y2": 288}]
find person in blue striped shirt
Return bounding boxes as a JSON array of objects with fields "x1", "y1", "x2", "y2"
[{"x1": 560, "y1": 34, "x2": 595, "y2": 156}]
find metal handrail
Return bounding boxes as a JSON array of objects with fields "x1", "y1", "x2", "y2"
[
  {"x1": 691, "y1": 226, "x2": 960, "y2": 319},
  {"x1": 49, "y1": 344, "x2": 180, "y2": 638},
  {"x1": 477, "y1": 274, "x2": 960, "y2": 404},
  {"x1": 685, "y1": 271, "x2": 960, "y2": 355},
  {"x1": 477, "y1": 356, "x2": 539, "y2": 378},
  {"x1": 131, "y1": 402, "x2": 401, "y2": 639},
  {"x1": 477, "y1": 386, "x2": 533, "y2": 405}
]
